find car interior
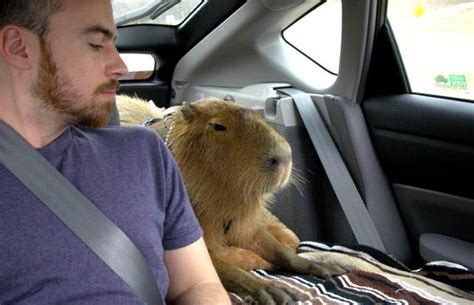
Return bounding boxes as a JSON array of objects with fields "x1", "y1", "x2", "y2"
[{"x1": 114, "y1": 0, "x2": 474, "y2": 272}]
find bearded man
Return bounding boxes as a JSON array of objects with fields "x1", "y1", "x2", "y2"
[{"x1": 0, "y1": 1, "x2": 230, "y2": 304}]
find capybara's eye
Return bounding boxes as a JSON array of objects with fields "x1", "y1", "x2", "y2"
[{"x1": 209, "y1": 123, "x2": 227, "y2": 131}]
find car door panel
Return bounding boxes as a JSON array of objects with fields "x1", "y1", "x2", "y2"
[
  {"x1": 364, "y1": 94, "x2": 474, "y2": 199},
  {"x1": 363, "y1": 91, "x2": 474, "y2": 265}
]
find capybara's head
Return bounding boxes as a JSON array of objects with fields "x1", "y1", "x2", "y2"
[
  {"x1": 116, "y1": 94, "x2": 293, "y2": 214},
  {"x1": 163, "y1": 99, "x2": 292, "y2": 201}
]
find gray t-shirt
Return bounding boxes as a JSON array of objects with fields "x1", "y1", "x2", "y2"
[{"x1": 0, "y1": 125, "x2": 202, "y2": 304}]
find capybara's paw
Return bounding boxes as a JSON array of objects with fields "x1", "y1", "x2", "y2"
[
  {"x1": 244, "y1": 285, "x2": 296, "y2": 305},
  {"x1": 308, "y1": 263, "x2": 347, "y2": 278}
]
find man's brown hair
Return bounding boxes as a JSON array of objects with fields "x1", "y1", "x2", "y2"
[{"x1": 0, "y1": 0, "x2": 63, "y2": 37}]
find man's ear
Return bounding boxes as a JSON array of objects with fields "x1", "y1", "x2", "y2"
[{"x1": 0, "y1": 26, "x2": 35, "y2": 70}]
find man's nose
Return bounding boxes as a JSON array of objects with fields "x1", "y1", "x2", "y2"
[{"x1": 107, "y1": 47, "x2": 129, "y2": 79}]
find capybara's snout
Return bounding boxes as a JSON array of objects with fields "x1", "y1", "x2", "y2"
[
  {"x1": 265, "y1": 141, "x2": 292, "y2": 171},
  {"x1": 262, "y1": 135, "x2": 292, "y2": 188}
]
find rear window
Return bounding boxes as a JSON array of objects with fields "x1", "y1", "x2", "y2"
[
  {"x1": 112, "y1": 0, "x2": 202, "y2": 26},
  {"x1": 119, "y1": 53, "x2": 156, "y2": 81},
  {"x1": 283, "y1": 0, "x2": 342, "y2": 75}
]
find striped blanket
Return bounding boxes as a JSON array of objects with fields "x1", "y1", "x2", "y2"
[{"x1": 230, "y1": 242, "x2": 474, "y2": 304}]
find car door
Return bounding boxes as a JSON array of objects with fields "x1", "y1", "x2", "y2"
[{"x1": 361, "y1": 0, "x2": 474, "y2": 268}]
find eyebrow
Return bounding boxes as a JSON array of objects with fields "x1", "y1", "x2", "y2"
[{"x1": 82, "y1": 25, "x2": 117, "y2": 41}]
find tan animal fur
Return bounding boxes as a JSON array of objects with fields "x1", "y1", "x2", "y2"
[
  {"x1": 116, "y1": 94, "x2": 164, "y2": 125},
  {"x1": 116, "y1": 94, "x2": 346, "y2": 304}
]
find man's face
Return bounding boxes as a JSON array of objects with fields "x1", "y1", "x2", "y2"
[{"x1": 34, "y1": 0, "x2": 127, "y2": 127}]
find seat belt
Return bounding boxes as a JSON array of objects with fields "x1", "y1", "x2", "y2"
[
  {"x1": 278, "y1": 88, "x2": 386, "y2": 252},
  {"x1": 0, "y1": 120, "x2": 162, "y2": 305}
]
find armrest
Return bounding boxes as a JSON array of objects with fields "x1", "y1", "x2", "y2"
[{"x1": 419, "y1": 233, "x2": 474, "y2": 270}]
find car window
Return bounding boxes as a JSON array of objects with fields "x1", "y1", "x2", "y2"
[
  {"x1": 388, "y1": 1, "x2": 474, "y2": 101},
  {"x1": 283, "y1": 0, "x2": 342, "y2": 76},
  {"x1": 119, "y1": 53, "x2": 156, "y2": 81},
  {"x1": 112, "y1": 0, "x2": 202, "y2": 26}
]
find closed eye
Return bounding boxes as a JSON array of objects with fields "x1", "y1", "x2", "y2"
[
  {"x1": 89, "y1": 43, "x2": 103, "y2": 51},
  {"x1": 209, "y1": 123, "x2": 227, "y2": 131}
]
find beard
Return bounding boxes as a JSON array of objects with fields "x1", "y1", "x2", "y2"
[{"x1": 34, "y1": 38, "x2": 120, "y2": 128}]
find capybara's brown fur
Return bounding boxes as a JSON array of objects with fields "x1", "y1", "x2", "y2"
[{"x1": 117, "y1": 95, "x2": 346, "y2": 304}]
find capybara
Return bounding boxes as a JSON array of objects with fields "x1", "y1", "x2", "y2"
[{"x1": 117, "y1": 95, "x2": 346, "y2": 304}]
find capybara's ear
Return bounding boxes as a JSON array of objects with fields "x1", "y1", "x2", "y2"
[{"x1": 181, "y1": 102, "x2": 198, "y2": 122}]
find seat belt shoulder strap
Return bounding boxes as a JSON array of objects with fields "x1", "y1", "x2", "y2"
[{"x1": 278, "y1": 88, "x2": 386, "y2": 252}]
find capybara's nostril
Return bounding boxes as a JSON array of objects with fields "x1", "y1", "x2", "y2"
[
  {"x1": 267, "y1": 157, "x2": 280, "y2": 170},
  {"x1": 266, "y1": 155, "x2": 291, "y2": 170}
]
